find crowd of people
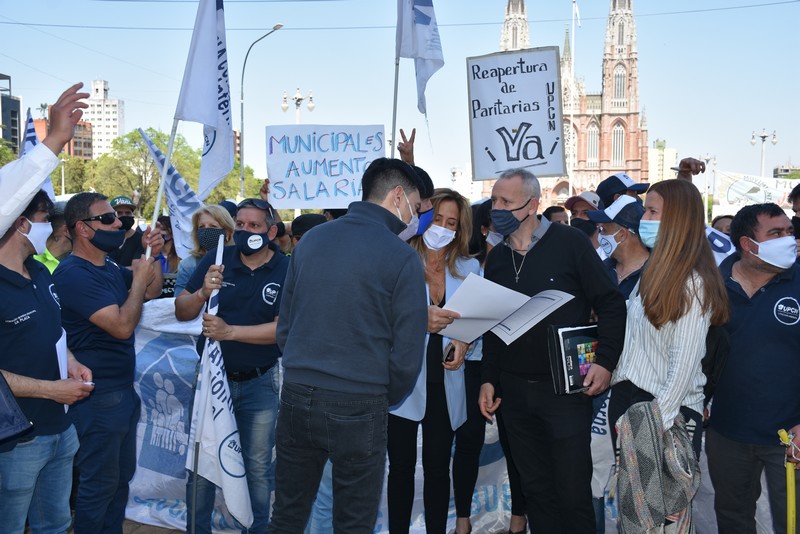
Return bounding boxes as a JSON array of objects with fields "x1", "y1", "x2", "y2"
[{"x1": 2, "y1": 85, "x2": 800, "y2": 534}]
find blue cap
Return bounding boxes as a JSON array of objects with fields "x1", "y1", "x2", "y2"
[{"x1": 587, "y1": 195, "x2": 644, "y2": 232}]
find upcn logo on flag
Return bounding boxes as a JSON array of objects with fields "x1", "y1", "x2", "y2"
[
  {"x1": 396, "y1": 0, "x2": 444, "y2": 115},
  {"x1": 175, "y1": 0, "x2": 234, "y2": 200}
]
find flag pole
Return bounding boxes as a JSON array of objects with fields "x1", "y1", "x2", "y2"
[
  {"x1": 145, "y1": 119, "x2": 179, "y2": 259},
  {"x1": 390, "y1": 56, "x2": 400, "y2": 158}
]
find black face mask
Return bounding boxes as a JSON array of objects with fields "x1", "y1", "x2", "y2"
[
  {"x1": 89, "y1": 228, "x2": 126, "y2": 253},
  {"x1": 118, "y1": 215, "x2": 135, "y2": 232},
  {"x1": 197, "y1": 227, "x2": 226, "y2": 251},
  {"x1": 234, "y1": 230, "x2": 269, "y2": 256}
]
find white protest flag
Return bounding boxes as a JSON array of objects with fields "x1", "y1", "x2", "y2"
[
  {"x1": 185, "y1": 236, "x2": 253, "y2": 528},
  {"x1": 138, "y1": 128, "x2": 202, "y2": 260},
  {"x1": 396, "y1": 0, "x2": 444, "y2": 115},
  {"x1": 21, "y1": 108, "x2": 56, "y2": 200},
  {"x1": 175, "y1": 0, "x2": 234, "y2": 201}
]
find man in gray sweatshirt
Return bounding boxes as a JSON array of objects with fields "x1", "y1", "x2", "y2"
[{"x1": 269, "y1": 158, "x2": 428, "y2": 534}]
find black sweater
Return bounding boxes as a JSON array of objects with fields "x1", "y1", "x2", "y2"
[{"x1": 481, "y1": 222, "x2": 626, "y2": 385}]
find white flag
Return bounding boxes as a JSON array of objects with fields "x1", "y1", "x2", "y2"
[
  {"x1": 138, "y1": 128, "x2": 202, "y2": 260},
  {"x1": 185, "y1": 238, "x2": 253, "y2": 528},
  {"x1": 175, "y1": 0, "x2": 234, "y2": 201},
  {"x1": 21, "y1": 108, "x2": 56, "y2": 200},
  {"x1": 396, "y1": 0, "x2": 444, "y2": 115}
]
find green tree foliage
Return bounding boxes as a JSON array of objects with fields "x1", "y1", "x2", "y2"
[
  {"x1": 63, "y1": 129, "x2": 257, "y2": 222},
  {"x1": 0, "y1": 142, "x2": 15, "y2": 167},
  {"x1": 785, "y1": 171, "x2": 800, "y2": 180}
]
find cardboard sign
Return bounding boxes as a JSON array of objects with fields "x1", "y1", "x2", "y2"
[
  {"x1": 467, "y1": 46, "x2": 566, "y2": 180},
  {"x1": 265, "y1": 124, "x2": 385, "y2": 209}
]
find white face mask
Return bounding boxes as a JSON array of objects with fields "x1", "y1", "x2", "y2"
[
  {"x1": 18, "y1": 218, "x2": 52, "y2": 255},
  {"x1": 396, "y1": 191, "x2": 420, "y2": 241},
  {"x1": 749, "y1": 236, "x2": 797, "y2": 270},
  {"x1": 423, "y1": 224, "x2": 456, "y2": 251},
  {"x1": 485, "y1": 231, "x2": 504, "y2": 247},
  {"x1": 598, "y1": 229, "x2": 622, "y2": 257},
  {"x1": 595, "y1": 245, "x2": 607, "y2": 260}
]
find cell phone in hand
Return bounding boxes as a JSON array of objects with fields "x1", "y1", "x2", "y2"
[{"x1": 443, "y1": 343, "x2": 455, "y2": 363}]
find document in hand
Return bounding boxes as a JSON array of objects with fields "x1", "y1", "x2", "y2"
[{"x1": 438, "y1": 273, "x2": 573, "y2": 345}]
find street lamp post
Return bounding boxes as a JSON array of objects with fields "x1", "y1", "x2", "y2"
[
  {"x1": 700, "y1": 153, "x2": 715, "y2": 223},
  {"x1": 750, "y1": 128, "x2": 777, "y2": 177},
  {"x1": 281, "y1": 88, "x2": 315, "y2": 125},
  {"x1": 240, "y1": 23, "x2": 283, "y2": 199}
]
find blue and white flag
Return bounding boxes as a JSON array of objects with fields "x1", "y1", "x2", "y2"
[
  {"x1": 21, "y1": 108, "x2": 56, "y2": 200},
  {"x1": 396, "y1": 0, "x2": 444, "y2": 115},
  {"x1": 138, "y1": 128, "x2": 202, "y2": 260},
  {"x1": 185, "y1": 237, "x2": 253, "y2": 528},
  {"x1": 175, "y1": 0, "x2": 234, "y2": 201}
]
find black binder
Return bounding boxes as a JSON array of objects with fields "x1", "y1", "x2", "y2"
[
  {"x1": 0, "y1": 372, "x2": 32, "y2": 442},
  {"x1": 547, "y1": 324, "x2": 599, "y2": 395}
]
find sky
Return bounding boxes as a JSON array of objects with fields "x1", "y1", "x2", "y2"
[{"x1": 2, "y1": 0, "x2": 798, "y2": 200}]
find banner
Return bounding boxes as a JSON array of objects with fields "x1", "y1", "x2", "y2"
[
  {"x1": 185, "y1": 241, "x2": 253, "y2": 528},
  {"x1": 265, "y1": 124, "x2": 385, "y2": 209},
  {"x1": 138, "y1": 128, "x2": 201, "y2": 260},
  {"x1": 21, "y1": 108, "x2": 56, "y2": 200},
  {"x1": 174, "y1": 0, "x2": 234, "y2": 200},
  {"x1": 467, "y1": 47, "x2": 566, "y2": 180},
  {"x1": 714, "y1": 169, "x2": 794, "y2": 211},
  {"x1": 396, "y1": 0, "x2": 444, "y2": 115}
]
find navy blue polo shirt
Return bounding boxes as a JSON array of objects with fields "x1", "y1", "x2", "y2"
[
  {"x1": 185, "y1": 243, "x2": 288, "y2": 372},
  {"x1": 53, "y1": 254, "x2": 134, "y2": 394},
  {"x1": 0, "y1": 258, "x2": 70, "y2": 452},
  {"x1": 602, "y1": 256, "x2": 644, "y2": 299},
  {"x1": 710, "y1": 253, "x2": 800, "y2": 445}
]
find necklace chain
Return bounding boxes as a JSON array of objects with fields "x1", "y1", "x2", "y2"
[{"x1": 511, "y1": 249, "x2": 527, "y2": 283}]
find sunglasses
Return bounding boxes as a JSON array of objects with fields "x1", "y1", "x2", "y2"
[
  {"x1": 81, "y1": 212, "x2": 118, "y2": 225},
  {"x1": 237, "y1": 198, "x2": 275, "y2": 220}
]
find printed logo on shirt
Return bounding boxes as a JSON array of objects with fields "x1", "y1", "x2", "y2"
[
  {"x1": 262, "y1": 283, "x2": 280, "y2": 305},
  {"x1": 774, "y1": 297, "x2": 800, "y2": 326},
  {"x1": 5, "y1": 309, "x2": 36, "y2": 326},
  {"x1": 49, "y1": 283, "x2": 61, "y2": 308}
]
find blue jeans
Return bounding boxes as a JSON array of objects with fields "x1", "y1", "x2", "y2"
[
  {"x1": 268, "y1": 382, "x2": 388, "y2": 534},
  {"x1": 186, "y1": 365, "x2": 280, "y2": 534},
  {"x1": 0, "y1": 425, "x2": 79, "y2": 533},
  {"x1": 71, "y1": 387, "x2": 141, "y2": 534},
  {"x1": 304, "y1": 460, "x2": 334, "y2": 534}
]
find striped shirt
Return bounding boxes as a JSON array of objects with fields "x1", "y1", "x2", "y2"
[{"x1": 612, "y1": 273, "x2": 710, "y2": 429}]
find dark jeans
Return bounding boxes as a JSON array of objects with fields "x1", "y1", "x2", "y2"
[
  {"x1": 268, "y1": 382, "x2": 388, "y2": 534},
  {"x1": 496, "y1": 393, "x2": 526, "y2": 517},
  {"x1": 453, "y1": 361, "x2": 486, "y2": 518},
  {"x1": 387, "y1": 382, "x2": 454, "y2": 533},
  {"x1": 706, "y1": 427, "x2": 799, "y2": 534},
  {"x1": 499, "y1": 372, "x2": 595, "y2": 533},
  {"x1": 71, "y1": 387, "x2": 140, "y2": 534}
]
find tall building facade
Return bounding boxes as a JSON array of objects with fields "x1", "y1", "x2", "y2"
[
  {"x1": 550, "y1": 0, "x2": 649, "y2": 204},
  {"x1": 34, "y1": 117, "x2": 93, "y2": 160},
  {"x1": 648, "y1": 139, "x2": 678, "y2": 184},
  {"x1": 500, "y1": 0, "x2": 531, "y2": 52},
  {"x1": 83, "y1": 79, "x2": 125, "y2": 157},
  {"x1": 0, "y1": 74, "x2": 21, "y2": 154}
]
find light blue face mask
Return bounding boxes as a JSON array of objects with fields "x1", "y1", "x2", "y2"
[{"x1": 638, "y1": 219, "x2": 660, "y2": 249}]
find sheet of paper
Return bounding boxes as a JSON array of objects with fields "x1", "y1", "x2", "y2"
[
  {"x1": 438, "y1": 273, "x2": 530, "y2": 343},
  {"x1": 56, "y1": 328, "x2": 68, "y2": 413},
  {"x1": 490, "y1": 289, "x2": 574, "y2": 345}
]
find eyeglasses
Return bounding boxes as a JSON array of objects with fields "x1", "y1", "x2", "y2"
[
  {"x1": 81, "y1": 212, "x2": 117, "y2": 225},
  {"x1": 237, "y1": 198, "x2": 275, "y2": 221}
]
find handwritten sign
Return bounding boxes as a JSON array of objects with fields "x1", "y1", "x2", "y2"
[
  {"x1": 467, "y1": 47, "x2": 566, "y2": 180},
  {"x1": 265, "y1": 124, "x2": 385, "y2": 209}
]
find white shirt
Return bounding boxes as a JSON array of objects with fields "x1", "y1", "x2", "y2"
[
  {"x1": 0, "y1": 143, "x2": 59, "y2": 235},
  {"x1": 612, "y1": 273, "x2": 710, "y2": 429}
]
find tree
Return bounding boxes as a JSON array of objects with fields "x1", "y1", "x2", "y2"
[
  {"x1": 0, "y1": 141, "x2": 14, "y2": 167},
  {"x1": 48, "y1": 155, "x2": 87, "y2": 196},
  {"x1": 38, "y1": 103, "x2": 49, "y2": 119},
  {"x1": 785, "y1": 171, "x2": 800, "y2": 180}
]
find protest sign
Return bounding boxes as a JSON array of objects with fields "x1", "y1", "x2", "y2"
[
  {"x1": 467, "y1": 46, "x2": 566, "y2": 180},
  {"x1": 265, "y1": 124, "x2": 385, "y2": 209},
  {"x1": 714, "y1": 169, "x2": 794, "y2": 211}
]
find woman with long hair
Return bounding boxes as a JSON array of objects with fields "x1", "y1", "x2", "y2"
[
  {"x1": 174, "y1": 204, "x2": 235, "y2": 295},
  {"x1": 610, "y1": 179, "x2": 728, "y2": 529},
  {"x1": 388, "y1": 188, "x2": 480, "y2": 534}
]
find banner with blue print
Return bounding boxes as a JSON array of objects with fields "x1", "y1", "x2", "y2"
[{"x1": 265, "y1": 124, "x2": 385, "y2": 210}]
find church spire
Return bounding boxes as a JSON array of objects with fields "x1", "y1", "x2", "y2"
[{"x1": 500, "y1": 0, "x2": 530, "y2": 51}]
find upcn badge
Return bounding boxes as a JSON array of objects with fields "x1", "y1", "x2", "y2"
[
  {"x1": 774, "y1": 297, "x2": 800, "y2": 326},
  {"x1": 262, "y1": 283, "x2": 280, "y2": 305}
]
